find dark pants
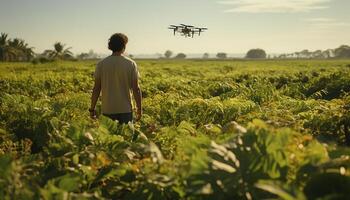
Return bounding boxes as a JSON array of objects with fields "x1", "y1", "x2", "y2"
[{"x1": 103, "y1": 112, "x2": 133, "y2": 124}]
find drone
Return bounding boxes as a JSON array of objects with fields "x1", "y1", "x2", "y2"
[{"x1": 168, "y1": 24, "x2": 208, "y2": 38}]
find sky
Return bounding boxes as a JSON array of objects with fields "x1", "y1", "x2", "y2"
[{"x1": 0, "y1": 0, "x2": 349, "y2": 56}]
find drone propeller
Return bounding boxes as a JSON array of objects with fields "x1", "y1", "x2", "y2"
[
  {"x1": 195, "y1": 27, "x2": 208, "y2": 30},
  {"x1": 180, "y1": 23, "x2": 194, "y2": 27}
]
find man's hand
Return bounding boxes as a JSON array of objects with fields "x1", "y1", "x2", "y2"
[
  {"x1": 135, "y1": 109, "x2": 142, "y2": 121},
  {"x1": 89, "y1": 109, "x2": 97, "y2": 119}
]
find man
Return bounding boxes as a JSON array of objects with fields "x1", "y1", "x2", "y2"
[{"x1": 89, "y1": 33, "x2": 142, "y2": 124}]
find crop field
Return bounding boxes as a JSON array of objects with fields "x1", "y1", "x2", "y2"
[{"x1": 0, "y1": 59, "x2": 350, "y2": 199}]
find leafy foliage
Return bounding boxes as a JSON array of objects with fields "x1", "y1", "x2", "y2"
[{"x1": 0, "y1": 59, "x2": 349, "y2": 199}]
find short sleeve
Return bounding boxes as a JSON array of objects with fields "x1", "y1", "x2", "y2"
[{"x1": 94, "y1": 63, "x2": 102, "y2": 81}]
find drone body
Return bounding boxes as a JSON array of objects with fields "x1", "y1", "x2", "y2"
[{"x1": 168, "y1": 24, "x2": 207, "y2": 38}]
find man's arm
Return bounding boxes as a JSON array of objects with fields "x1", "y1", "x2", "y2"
[
  {"x1": 132, "y1": 78, "x2": 142, "y2": 121},
  {"x1": 90, "y1": 78, "x2": 101, "y2": 119}
]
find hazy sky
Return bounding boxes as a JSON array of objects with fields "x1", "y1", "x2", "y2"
[{"x1": 1, "y1": 0, "x2": 349, "y2": 55}]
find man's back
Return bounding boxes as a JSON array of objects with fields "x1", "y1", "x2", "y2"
[
  {"x1": 94, "y1": 55, "x2": 138, "y2": 114},
  {"x1": 90, "y1": 33, "x2": 142, "y2": 123}
]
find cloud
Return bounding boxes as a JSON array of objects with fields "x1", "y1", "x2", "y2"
[
  {"x1": 218, "y1": 0, "x2": 332, "y2": 13},
  {"x1": 305, "y1": 17, "x2": 350, "y2": 26},
  {"x1": 304, "y1": 17, "x2": 350, "y2": 32},
  {"x1": 305, "y1": 17, "x2": 335, "y2": 22}
]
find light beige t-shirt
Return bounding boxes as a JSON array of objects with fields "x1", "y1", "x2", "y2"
[{"x1": 94, "y1": 55, "x2": 138, "y2": 114}]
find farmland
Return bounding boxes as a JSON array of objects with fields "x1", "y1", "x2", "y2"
[{"x1": 0, "y1": 59, "x2": 350, "y2": 199}]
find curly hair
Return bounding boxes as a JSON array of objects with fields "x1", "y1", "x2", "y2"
[{"x1": 108, "y1": 33, "x2": 128, "y2": 52}]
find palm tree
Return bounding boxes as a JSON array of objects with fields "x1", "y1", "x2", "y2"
[
  {"x1": 22, "y1": 42, "x2": 35, "y2": 61},
  {"x1": 0, "y1": 33, "x2": 11, "y2": 61},
  {"x1": 0, "y1": 33, "x2": 35, "y2": 61},
  {"x1": 0, "y1": 33, "x2": 8, "y2": 47},
  {"x1": 8, "y1": 38, "x2": 25, "y2": 61},
  {"x1": 0, "y1": 33, "x2": 20, "y2": 61},
  {"x1": 44, "y1": 42, "x2": 73, "y2": 60},
  {"x1": 16, "y1": 41, "x2": 35, "y2": 61}
]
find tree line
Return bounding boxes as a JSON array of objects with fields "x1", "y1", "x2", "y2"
[
  {"x1": 163, "y1": 46, "x2": 350, "y2": 60},
  {"x1": 162, "y1": 49, "x2": 267, "y2": 59},
  {"x1": 1, "y1": 32, "x2": 350, "y2": 62},
  {"x1": 0, "y1": 33, "x2": 98, "y2": 63},
  {"x1": 277, "y1": 46, "x2": 350, "y2": 59}
]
